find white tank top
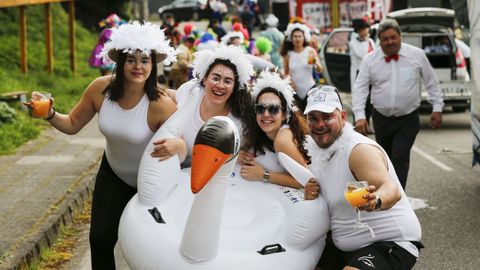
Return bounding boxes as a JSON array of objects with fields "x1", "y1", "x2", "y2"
[
  {"x1": 98, "y1": 93, "x2": 153, "y2": 187},
  {"x1": 176, "y1": 81, "x2": 243, "y2": 164},
  {"x1": 288, "y1": 48, "x2": 315, "y2": 99},
  {"x1": 254, "y1": 125, "x2": 290, "y2": 173},
  {"x1": 306, "y1": 124, "x2": 421, "y2": 257}
]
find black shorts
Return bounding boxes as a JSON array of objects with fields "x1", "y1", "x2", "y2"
[{"x1": 345, "y1": 241, "x2": 418, "y2": 270}]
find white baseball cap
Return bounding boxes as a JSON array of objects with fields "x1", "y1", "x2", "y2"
[{"x1": 304, "y1": 85, "x2": 343, "y2": 114}]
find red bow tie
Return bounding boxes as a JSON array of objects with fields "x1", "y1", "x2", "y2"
[{"x1": 385, "y1": 54, "x2": 399, "y2": 62}]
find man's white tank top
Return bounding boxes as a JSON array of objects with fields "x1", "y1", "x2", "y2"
[
  {"x1": 288, "y1": 48, "x2": 315, "y2": 99},
  {"x1": 307, "y1": 126, "x2": 421, "y2": 257},
  {"x1": 98, "y1": 93, "x2": 153, "y2": 187}
]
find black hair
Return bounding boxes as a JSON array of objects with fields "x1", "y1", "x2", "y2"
[
  {"x1": 201, "y1": 58, "x2": 254, "y2": 142},
  {"x1": 242, "y1": 88, "x2": 310, "y2": 163},
  {"x1": 184, "y1": 37, "x2": 195, "y2": 44},
  {"x1": 280, "y1": 29, "x2": 310, "y2": 56},
  {"x1": 102, "y1": 52, "x2": 165, "y2": 101}
]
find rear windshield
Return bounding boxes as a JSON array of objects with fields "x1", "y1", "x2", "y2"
[
  {"x1": 423, "y1": 35, "x2": 453, "y2": 53},
  {"x1": 325, "y1": 31, "x2": 350, "y2": 54},
  {"x1": 402, "y1": 33, "x2": 456, "y2": 68}
]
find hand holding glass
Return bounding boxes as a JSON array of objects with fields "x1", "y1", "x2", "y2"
[
  {"x1": 30, "y1": 92, "x2": 52, "y2": 118},
  {"x1": 344, "y1": 181, "x2": 375, "y2": 237},
  {"x1": 307, "y1": 55, "x2": 315, "y2": 65}
]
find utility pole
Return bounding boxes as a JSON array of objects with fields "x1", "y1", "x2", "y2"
[{"x1": 132, "y1": 0, "x2": 150, "y2": 20}]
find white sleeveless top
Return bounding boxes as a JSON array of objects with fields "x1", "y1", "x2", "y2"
[
  {"x1": 175, "y1": 80, "x2": 243, "y2": 163},
  {"x1": 306, "y1": 124, "x2": 421, "y2": 257},
  {"x1": 288, "y1": 47, "x2": 315, "y2": 99},
  {"x1": 254, "y1": 125, "x2": 290, "y2": 173},
  {"x1": 98, "y1": 93, "x2": 153, "y2": 187}
]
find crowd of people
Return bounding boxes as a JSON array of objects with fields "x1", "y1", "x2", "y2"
[{"x1": 24, "y1": 10, "x2": 448, "y2": 269}]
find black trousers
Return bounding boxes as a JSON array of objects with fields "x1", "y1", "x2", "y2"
[
  {"x1": 89, "y1": 154, "x2": 137, "y2": 270},
  {"x1": 372, "y1": 109, "x2": 420, "y2": 189}
]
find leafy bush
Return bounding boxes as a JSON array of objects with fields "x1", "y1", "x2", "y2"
[
  {"x1": 0, "y1": 113, "x2": 41, "y2": 155},
  {"x1": 0, "y1": 102, "x2": 17, "y2": 124}
]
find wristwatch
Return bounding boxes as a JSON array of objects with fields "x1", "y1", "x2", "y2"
[
  {"x1": 262, "y1": 170, "x2": 270, "y2": 183},
  {"x1": 374, "y1": 195, "x2": 382, "y2": 210}
]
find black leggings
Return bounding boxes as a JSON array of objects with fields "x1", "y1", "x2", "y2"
[{"x1": 89, "y1": 154, "x2": 137, "y2": 270}]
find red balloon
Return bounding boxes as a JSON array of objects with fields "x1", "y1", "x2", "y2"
[
  {"x1": 232, "y1": 22, "x2": 242, "y2": 31},
  {"x1": 184, "y1": 23, "x2": 193, "y2": 36}
]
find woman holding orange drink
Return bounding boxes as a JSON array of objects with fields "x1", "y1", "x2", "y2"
[
  {"x1": 280, "y1": 22, "x2": 322, "y2": 112},
  {"x1": 26, "y1": 22, "x2": 177, "y2": 269}
]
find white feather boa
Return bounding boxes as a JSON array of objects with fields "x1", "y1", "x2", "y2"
[{"x1": 305, "y1": 123, "x2": 355, "y2": 163}]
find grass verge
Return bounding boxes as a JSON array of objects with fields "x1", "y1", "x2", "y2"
[{"x1": 28, "y1": 198, "x2": 92, "y2": 270}]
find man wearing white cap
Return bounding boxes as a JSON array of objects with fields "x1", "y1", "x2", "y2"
[{"x1": 304, "y1": 85, "x2": 423, "y2": 269}]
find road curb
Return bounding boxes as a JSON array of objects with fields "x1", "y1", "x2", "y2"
[{"x1": 2, "y1": 159, "x2": 100, "y2": 270}]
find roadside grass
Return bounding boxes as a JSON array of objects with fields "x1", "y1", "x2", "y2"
[
  {"x1": 28, "y1": 198, "x2": 92, "y2": 270},
  {"x1": 0, "y1": 3, "x2": 98, "y2": 154}
]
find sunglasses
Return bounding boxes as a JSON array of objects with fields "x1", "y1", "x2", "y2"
[{"x1": 254, "y1": 104, "x2": 282, "y2": 116}]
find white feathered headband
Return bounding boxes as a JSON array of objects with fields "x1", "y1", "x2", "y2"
[
  {"x1": 284, "y1": 23, "x2": 311, "y2": 42},
  {"x1": 99, "y1": 21, "x2": 177, "y2": 65},
  {"x1": 252, "y1": 71, "x2": 295, "y2": 121},
  {"x1": 192, "y1": 45, "x2": 254, "y2": 86},
  {"x1": 220, "y1": 31, "x2": 244, "y2": 45}
]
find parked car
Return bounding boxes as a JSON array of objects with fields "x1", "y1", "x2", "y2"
[
  {"x1": 158, "y1": 0, "x2": 208, "y2": 22},
  {"x1": 319, "y1": 7, "x2": 471, "y2": 112}
]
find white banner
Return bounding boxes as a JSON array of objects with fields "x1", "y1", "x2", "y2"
[{"x1": 302, "y1": 2, "x2": 331, "y2": 29}]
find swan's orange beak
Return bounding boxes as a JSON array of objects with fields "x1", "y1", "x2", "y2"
[{"x1": 191, "y1": 144, "x2": 232, "y2": 194}]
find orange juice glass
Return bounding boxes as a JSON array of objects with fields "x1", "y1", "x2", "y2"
[
  {"x1": 344, "y1": 187, "x2": 369, "y2": 208},
  {"x1": 32, "y1": 92, "x2": 52, "y2": 118},
  {"x1": 308, "y1": 55, "x2": 315, "y2": 65}
]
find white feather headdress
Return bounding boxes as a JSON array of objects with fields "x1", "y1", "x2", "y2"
[
  {"x1": 220, "y1": 31, "x2": 245, "y2": 45},
  {"x1": 252, "y1": 71, "x2": 295, "y2": 121},
  {"x1": 192, "y1": 45, "x2": 254, "y2": 86},
  {"x1": 284, "y1": 23, "x2": 311, "y2": 42},
  {"x1": 99, "y1": 21, "x2": 177, "y2": 65}
]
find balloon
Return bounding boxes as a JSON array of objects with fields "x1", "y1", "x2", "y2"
[
  {"x1": 184, "y1": 23, "x2": 193, "y2": 36},
  {"x1": 255, "y1": 37, "x2": 272, "y2": 54},
  {"x1": 232, "y1": 22, "x2": 242, "y2": 31},
  {"x1": 240, "y1": 28, "x2": 249, "y2": 41}
]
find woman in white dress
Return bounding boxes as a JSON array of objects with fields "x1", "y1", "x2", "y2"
[{"x1": 280, "y1": 23, "x2": 323, "y2": 112}]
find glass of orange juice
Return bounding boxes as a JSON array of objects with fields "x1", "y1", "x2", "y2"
[
  {"x1": 344, "y1": 181, "x2": 375, "y2": 237},
  {"x1": 31, "y1": 92, "x2": 52, "y2": 118},
  {"x1": 307, "y1": 55, "x2": 315, "y2": 65}
]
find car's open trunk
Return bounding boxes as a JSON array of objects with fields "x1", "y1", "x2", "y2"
[{"x1": 402, "y1": 33, "x2": 457, "y2": 82}]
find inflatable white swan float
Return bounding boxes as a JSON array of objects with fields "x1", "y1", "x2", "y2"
[{"x1": 118, "y1": 90, "x2": 330, "y2": 269}]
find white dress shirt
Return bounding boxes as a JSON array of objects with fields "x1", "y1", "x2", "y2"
[
  {"x1": 349, "y1": 32, "x2": 375, "y2": 91},
  {"x1": 352, "y1": 42, "x2": 444, "y2": 120}
]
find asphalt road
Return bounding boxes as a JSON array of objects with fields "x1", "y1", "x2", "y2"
[{"x1": 407, "y1": 109, "x2": 480, "y2": 269}]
